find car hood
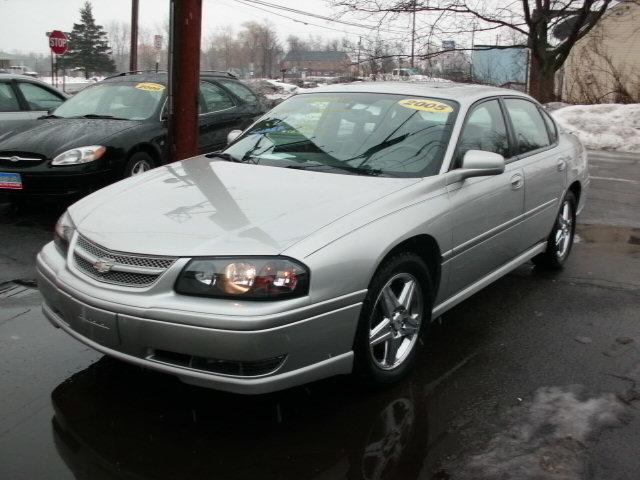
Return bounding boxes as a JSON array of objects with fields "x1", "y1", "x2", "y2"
[
  {"x1": 0, "y1": 118, "x2": 141, "y2": 156},
  {"x1": 69, "y1": 156, "x2": 420, "y2": 257}
]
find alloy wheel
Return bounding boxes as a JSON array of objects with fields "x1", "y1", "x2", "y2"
[
  {"x1": 555, "y1": 200, "x2": 573, "y2": 259},
  {"x1": 369, "y1": 273, "x2": 423, "y2": 371}
]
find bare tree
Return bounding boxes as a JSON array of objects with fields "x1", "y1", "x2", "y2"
[
  {"x1": 107, "y1": 20, "x2": 130, "y2": 72},
  {"x1": 333, "y1": 0, "x2": 618, "y2": 102}
]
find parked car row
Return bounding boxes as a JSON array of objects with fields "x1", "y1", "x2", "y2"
[{"x1": 0, "y1": 71, "x2": 264, "y2": 197}]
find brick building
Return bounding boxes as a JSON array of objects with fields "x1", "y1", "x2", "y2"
[{"x1": 281, "y1": 51, "x2": 351, "y2": 77}]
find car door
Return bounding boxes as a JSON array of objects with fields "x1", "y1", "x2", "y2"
[
  {"x1": 444, "y1": 98, "x2": 525, "y2": 296},
  {"x1": 0, "y1": 80, "x2": 26, "y2": 121},
  {"x1": 198, "y1": 80, "x2": 239, "y2": 152},
  {"x1": 502, "y1": 98, "x2": 566, "y2": 248},
  {"x1": 16, "y1": 81, "x2": 65, "y2": 119}
]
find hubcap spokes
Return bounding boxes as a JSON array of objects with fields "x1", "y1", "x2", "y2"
[
  {"x1": 131, "y1": 160, "x2": 150, "y2": 176},
  {"x1": 555, "y1": 201, "x2": 573, "y2": 258},
  {"x1": 369, "y1": 273, "x2": 423, "y2": 370}
]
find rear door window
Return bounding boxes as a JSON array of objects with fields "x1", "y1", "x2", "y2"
[
  {"x1": 200, "y1": 81, "x2": 235, "y2": 113},
  {"x1": 504, "y1": 98, "x2": 551, "y2": 155},
  {"x1": 17, "y1": 82, "x2": 64, "y2": 110},
  {"x1": 218, "y1": 80, "x2": 259, "y2": 105},
  {"x1": 0, "y1": 82, "x2": 20, "y2": 112},
  {"x1": 540, "y1": 107, "x2": 558, "y2": 143}
]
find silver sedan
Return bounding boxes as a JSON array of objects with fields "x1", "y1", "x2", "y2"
[{"x1": 37, "y1": 82, "x2": 588, "y2": 394}]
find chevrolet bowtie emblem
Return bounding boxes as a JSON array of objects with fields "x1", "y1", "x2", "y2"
[{"x1": 93, "y1": 258, "x2": 114, "y2": 273}]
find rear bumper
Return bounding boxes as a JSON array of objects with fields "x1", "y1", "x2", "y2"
[{"x1": 36, "y1": 249, "x2": 361, "y2": 394}]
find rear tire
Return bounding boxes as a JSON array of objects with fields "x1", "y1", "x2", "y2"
[
  {"x1": 532, "y1": 191, "x2": 576, "y2": 270},
  {"x1": 123, "y1": 152, "x2": 155, "y2": 178},
  {"x1": 354, "y1": 252, "x2": 433, "y2": 386}
]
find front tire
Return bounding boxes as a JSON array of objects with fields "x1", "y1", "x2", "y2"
[
  {"x1": 532, "y1": 191, "x2": 576, "y2": 270},
  {"x1": 123, "y1": 152, "x2": 155, "y2": 178},
  {"x1": 354, "y1": 252, "x2": 432, "y2": 386}
]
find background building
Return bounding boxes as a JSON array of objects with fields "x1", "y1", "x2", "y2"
[
  {"x1": 281, "y1": 50, "x2": 351, "y2": 77},
  {"x1": 472, "y1": 46, "x2": 528, "y2": 89},
  {"x1": 560, "y1": 1, "x2": 640, "y2": 103}
]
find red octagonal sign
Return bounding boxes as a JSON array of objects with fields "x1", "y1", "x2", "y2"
[{"x1": 49, "y1": 30, "x2": 69, "y2": 55}]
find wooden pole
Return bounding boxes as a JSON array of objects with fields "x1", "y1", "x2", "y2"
[
  {"x1": 167, "y1": 0, "x2": 202, "y2": 162},
  {"x1": 129, "y1": 0, "x2": 139, "y2": 71}
]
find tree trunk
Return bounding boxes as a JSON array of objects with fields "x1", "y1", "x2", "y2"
[{"x1": 528, "y1": 52, "x2": 556, "y2": 103}]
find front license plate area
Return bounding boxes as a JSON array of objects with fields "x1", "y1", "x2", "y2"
[
  {"x1": 58, "y1": 294, "x2": 120, "y2": 348},
  {"x1": 0, "y1": 172, "x2": 22, "y2": 190}
]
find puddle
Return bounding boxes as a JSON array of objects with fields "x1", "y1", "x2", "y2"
[{"x1": 576, "y1": 224, "x2": 640, "y2": 245}]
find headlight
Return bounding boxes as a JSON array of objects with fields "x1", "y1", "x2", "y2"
[
  {"x1": 51, "y1": 145, "x2": 106, "y2": 166},
  {"x1": 175, "y1": 257, "x2": 310, "y2": 300},
  {"x1": 54, "y1": 211, "x2": 75, "y2": 254}
]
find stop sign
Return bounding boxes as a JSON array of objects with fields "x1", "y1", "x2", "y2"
[{"x1": 49, "y1": 30, "x2": 68, "y2": 55}]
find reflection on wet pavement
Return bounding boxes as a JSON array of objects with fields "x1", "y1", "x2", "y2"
[{"x1": 51, "y1": 358, "x2": 430, "y2": 480}]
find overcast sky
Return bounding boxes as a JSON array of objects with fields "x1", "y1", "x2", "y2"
[{"x1": 0, "y1": 0, "x2": 424, "y2": 54}]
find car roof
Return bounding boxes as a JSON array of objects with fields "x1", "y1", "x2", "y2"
[
  {"x1": 0, "y1": 72, "x2": 53, "y2": 84},
  {"x1": 300, "y1": 81, "x2": 533, "y2": 106},
  {"x1": 102, "y1": 71, "x2": 238, "y2": 84}
]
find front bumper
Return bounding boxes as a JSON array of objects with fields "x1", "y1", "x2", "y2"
[
  {"x1": 0, "y1": 169, "x2": 115, "y2": 197},
  {"x1": 37, "y1": 244, "x2": 363, "y2": 394}
]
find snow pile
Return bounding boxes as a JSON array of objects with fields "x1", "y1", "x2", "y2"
[
  {"x1": 551, "y1": 103, "x2": 640, "y2": 152},
  {"x1": 264, "y1": 79, "x2": 299, "y2": 94},
  {"x1": 448, "y1": 385, "x2": 625, "y2": 480}
]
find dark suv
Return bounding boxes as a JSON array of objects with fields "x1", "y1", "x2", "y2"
[{"x1": 0, "y1": 71, "x2": 264, "y2": 198}]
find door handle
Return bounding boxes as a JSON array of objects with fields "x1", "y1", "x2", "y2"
[{"x1": 510, "y1": 174, "x2": 524, "y2": 190}]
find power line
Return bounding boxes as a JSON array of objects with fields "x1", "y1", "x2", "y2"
[
  {"x1": 229, "y1": 0, "x2": 364, "y2": 37},
  {"x1": 236, "y1": 0, "x2": 407, "y2": 35}
]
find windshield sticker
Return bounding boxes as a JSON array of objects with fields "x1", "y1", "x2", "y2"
[
  {"x1": 135, "y1": 82, "x2": 165, "y2": 92},
  {"x1": 398, "y1": 98, "x2": 453, "y2": 113}
]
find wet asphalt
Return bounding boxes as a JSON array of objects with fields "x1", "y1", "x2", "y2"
[{"x1": 0, "y1": 151, "x2": 639, "y2": 480}]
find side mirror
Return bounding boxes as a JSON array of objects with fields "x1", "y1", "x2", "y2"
[
  {"x1": 227, "y1": 129, "x2": 242, "y2": 145},
  {"x1": 446, "y1": 150, "x2": 505, "y2": 184}
]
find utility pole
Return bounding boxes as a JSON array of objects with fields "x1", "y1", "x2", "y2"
[
  {"x1": 356, "y1": 36, "x2": 362, "y2": 77},
  {"x1": 167, "y1": 0, "x2": 202, "y2": 162},
  {"x1": 470, "y1": 22, "x2": 476, "y2": 81},
  {"x1": 129, "y1": 0, "x2": 139, "y2": 71},
  {"x1": 410, "y1": 0, "x2": 417, "y2": 68}
]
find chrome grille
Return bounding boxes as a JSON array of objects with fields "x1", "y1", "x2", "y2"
[{"x1": 73, "y1": 235, "x2": 176, "y2": 287}]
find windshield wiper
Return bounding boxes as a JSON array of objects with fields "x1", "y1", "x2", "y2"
[
  {"x1": 205, "y1": 152, "x2": 245, "y2": 163},
  {"x1": 73, "y1": 114, "x2": 129, "y2": 120},
  {"x1": 285, "y1": 163, "x2": 385, "y2": 176}
]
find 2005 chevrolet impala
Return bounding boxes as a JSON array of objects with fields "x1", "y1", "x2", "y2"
[{"x1": 37, "y1": 82, "x2": 588, "y2": 394}]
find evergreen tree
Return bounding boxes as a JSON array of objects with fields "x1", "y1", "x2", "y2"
[{"x1": 60, "y1": 1, "x2": 116, "y2": 78}]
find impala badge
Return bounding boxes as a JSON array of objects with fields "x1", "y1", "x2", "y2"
[{"x1": 93, "y1": 258, "x2": 114, "y2": 273}]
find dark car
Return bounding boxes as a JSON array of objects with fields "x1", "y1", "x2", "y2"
[
  {"x1": 0, "y1": 71, "x2": 264, "y2": 198},
  {"x1": 0, "y1": 73, "x2": 68, "y2": 122}
]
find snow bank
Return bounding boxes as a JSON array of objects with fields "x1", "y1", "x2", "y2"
[{"x1": 551, "y1": 103, "x2": 640, "y2": 153}]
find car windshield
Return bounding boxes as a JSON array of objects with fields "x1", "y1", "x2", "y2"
[
  {"x1": 53, "y1": 81, "x2": 164, "y2": 120},
  {"x1": 223, "y1": 92, "x2": 458, "y2": 177}
]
